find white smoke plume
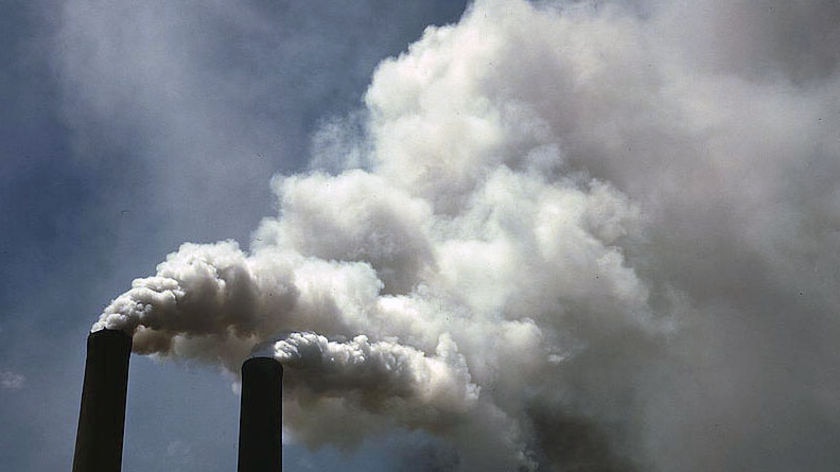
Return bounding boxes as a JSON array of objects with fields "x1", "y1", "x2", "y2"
[{"x1": 95, "y1": 0, "x2": 840, "y2": 470}]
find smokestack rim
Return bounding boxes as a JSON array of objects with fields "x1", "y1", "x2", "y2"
[
  {"x1": 242, "y1": 356, "x2": 283, "y2": 374},
  {"x1": 87, "y1": 327, "x2": 133, "y2": 346}
]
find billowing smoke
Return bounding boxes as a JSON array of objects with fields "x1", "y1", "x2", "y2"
[{"x1": 94, "y1": 0, "x2": 840, "y2": 470}]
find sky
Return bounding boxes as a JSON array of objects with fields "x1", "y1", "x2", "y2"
[{"x1": 2, "y1": 0, "x2": 840, "y2": 471}]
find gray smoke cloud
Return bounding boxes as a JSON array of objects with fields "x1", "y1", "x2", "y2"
[{"x1": 94, "y1": 0, "x2": 840, "y2": 470}]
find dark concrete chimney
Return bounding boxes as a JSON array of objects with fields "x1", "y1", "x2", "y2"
[
  {"x1": 238, "y1": 357, "x2": 283, "y2": 472},
  {"x1": 72, "y1": 329, "x2": 132, "y2": 472}
]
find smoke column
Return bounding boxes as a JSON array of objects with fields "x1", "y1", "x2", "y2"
[{"x1": 93, "y1": 0, "x2": 840, "y2": 470}]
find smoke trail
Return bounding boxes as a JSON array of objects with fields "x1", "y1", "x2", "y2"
[{"x1": 95, "y1": 0, "x2": 840, "y2": 470}]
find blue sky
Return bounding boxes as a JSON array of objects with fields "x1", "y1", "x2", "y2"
[{"x1": 1, "y1": 2, "x2": 466, "y2": 470}]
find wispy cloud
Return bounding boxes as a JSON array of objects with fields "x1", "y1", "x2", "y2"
[{"x1": 0, "y1": 370, "x2": 25, "y2": 390}]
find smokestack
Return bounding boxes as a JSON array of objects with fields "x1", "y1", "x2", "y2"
[
  {"x1": 237, "y1": 357, "x2": 283, "y2": 472},
  {"x1": 72, "y1": 329, "x2": 132, "y2": 472},
  {"x1": 238, "y1": 357, "x2": 283, "y2": 472}
]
